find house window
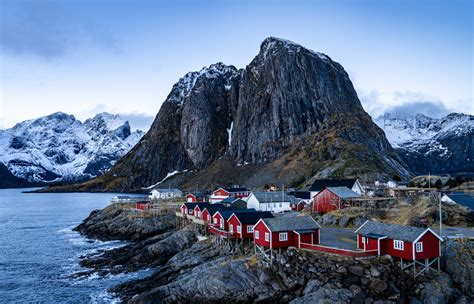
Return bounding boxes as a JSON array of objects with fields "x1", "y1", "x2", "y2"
[
  {"x1": 265, "y1": 232, "x2": 270, "y2": 242},
  {"x1": 207, "y1": 214, "x2": 210, "y2": 221},
  {"x1": 220, "y1": 219, "x2": 224, "y2": 229},
  {"x1": 279, "y1": 232, "x2": 288, "y2": 241},
  {"x1": 361, "y1": 237, "x2": 368, "y2": 244},
  {"x1": 237, "y1": 226, "x2": 241, "y2": 233},
  {"x1": 229, "y1": 224, "x2": 233, "y2": 232},
  {"x1": 255, "y1": 231, "x2": 259, "y2": 239},
  {"x1": 189, "y1": 210, "x2": 193, "y2": 214},
  {"x1": 393, "y1": 240, "x2": 404, "y2": 250},
  {"x1": 198, "y1": 211, "x2": 201, "y2": 217},
  {"x1": 415, "y1": 242, "x2": 423, "y2": 252},
  {"x1": 214, "y1": 218, "x2": 218, "y2": 224},
  {"x1": 247, "y1": 225, "x2": 254, "y2": 233}
]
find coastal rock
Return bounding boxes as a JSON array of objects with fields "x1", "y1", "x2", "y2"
[
  {"x1": 290, "y1": 286, "x2": 353, "y2": 304},
  {"x1": 74, "y1": 203, "x2": 174, "y2": 241}
]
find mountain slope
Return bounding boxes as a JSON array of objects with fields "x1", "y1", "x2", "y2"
[
  {"x1": 0, "y1": 112, "x2": 144, "y2": 184},
  {"x1": 45, "y1": 37, "x2": 410, "y2": 192},
  {"x1": 375, "y1": 113, "x2": 473, "y2": 175}
]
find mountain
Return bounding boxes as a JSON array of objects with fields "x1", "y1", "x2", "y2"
[
  {"x1": 0, "y1": 112, "x2": 144, "y2": 185},
  {"x1": 45, "y1": 37, "x2": 410, "y2": 192},
  {"x1": 375, "y1": 112, "x2": 474, "y2": 175}
]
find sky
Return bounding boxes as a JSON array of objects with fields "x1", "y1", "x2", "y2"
[{"x1": 0, "y1": 0, "x2": 472, "y2": 131}]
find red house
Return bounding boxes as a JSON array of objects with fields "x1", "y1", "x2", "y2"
[
  {"x1": 191, "y1": 203, "x2": 211, "y2": 218},
  {"x1": 180, "y1": 202, "x2": 200, "y2": 216},
  {"x1": 212, "y1": 209, "x2": 256, "y2": 231},
  {"x1": 201, "y1": 204, "x2": 226, "y2": 223},
  {"x1": 253, "y1": 216, "x2": 320, "y2": 249},
  {"x1": 136, "y1": 201, "x2": 151, "y2": 210},
  {"x1": 186, "y1": 192, "x2": 208, "y2": 203},
  {"x1": 209, "y1": 187, "x2": 251, "y2": 203},
  {"x1": 313, "y1": 186, "x2": 360, "y2": 213},
  {"x1": 227, "y1": 211, "x2": 274, "y2": 239},
  {"x1": 290, "y1": 200, "x2": 307, "y2": 211},
  {"x1": 354, "y1": 220, "x2": 443, "y2": 260}
]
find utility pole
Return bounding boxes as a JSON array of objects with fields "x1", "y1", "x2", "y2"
[
  {"x1": 439, "y1": 192, "x2": 442, "y2": 236},
  {"x1": 428, "y1": 172, "x2": 431, "y2": 189}
]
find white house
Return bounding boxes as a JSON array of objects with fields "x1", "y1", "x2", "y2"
[
  {"x1": 308, "y1": 178, "x2": 364, "y2": 199},
  {"x1": 245, "y1": 192, "x2": 296, "y2": 213},
  {"x1": 149, "y1": 188, "x2": 183, "y2": 199}
]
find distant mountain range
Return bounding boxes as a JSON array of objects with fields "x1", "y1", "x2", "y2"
[
  {"x1": 375, "y1": 112, "x2": 473, "y2": 175},
  {"x1": 0, "y1": 112, "x2": 144, "y2": 188}
]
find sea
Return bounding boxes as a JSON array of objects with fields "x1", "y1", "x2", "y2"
[{"x1": 0, "y1": 188, "x2": 151, "y2": 304}]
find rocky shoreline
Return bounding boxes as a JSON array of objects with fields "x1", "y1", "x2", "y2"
[{"x1": 76, "y1": 204, "x2": 473, "y2": 303}]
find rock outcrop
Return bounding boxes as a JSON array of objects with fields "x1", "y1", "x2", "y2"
[{"x1": 50, "y1": 37, "x2": 410, "y2": 192}]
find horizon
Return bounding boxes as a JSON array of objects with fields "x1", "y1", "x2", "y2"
[{"x1": 1, "y1": 0, "x2": 472, "y2": 129}]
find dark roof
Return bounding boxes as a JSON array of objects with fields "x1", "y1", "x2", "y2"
[
  {"x1": 194, "y1": 202, "x2": 212, "y2": 209},
  {"x1": 287, "y1": 191, "x2": 311, "y2": 200},
  {"x1": 309, "y1": 179, "x2": 358, "y2": 192},
  {"x1": 232, "y1": 211, "x2": 274, "y2": 224},
  {"x1": 224, "y1": 187, "x2": 249, "y2": 192},
  {"x1": 183, "y1": 202, "x2": 198, "y2": 209},
  {"x1": 262, "y1": 216, "x2": 320, "y2": 232},
  {"x1": 217, "y1": 208, "x2": 256, "y2": 220},
  {"x1": 202, "y1": 204, "x2": 226, "y2": 215},
  {"x1": 252, "y1": 192, "x2": 298, "y2": 203},
  {"x1": 326, "y1": 187, "x2": 360, "y2": 199},
  {"x1": 366, "y1": 233, "x2": 387, "y2": 239},
  {"x1": 355, "y1": 220, "x2": 435, "y2": 242},
  {"x1": 220, "y1": 197, "x2": 238, "y2": 203},
  {"x1": 188, "y1": 192, "x2": 207, "y2": 198},
  {"x1": 446, "y1": 193, "x2": 474, "y2": 210}
]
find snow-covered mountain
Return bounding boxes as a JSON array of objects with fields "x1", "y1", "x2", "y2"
[
  {"x1": 0, "y1": 112, "x2": 144, "y2": 183},
  {"x1": 375, "y1": 112, "x2": 473, "y2": 175}
]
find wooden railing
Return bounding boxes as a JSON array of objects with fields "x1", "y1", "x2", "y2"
[
  {"x1": 299, "y1": 242, "x2": 379, "y2": 258},
  {"x1": 209, "y1": 226, "x2": 233, "y2": 238}
]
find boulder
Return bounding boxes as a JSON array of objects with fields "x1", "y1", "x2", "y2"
[
  {"x1": 291, "y1": 286, "x2": 353, "y2": 304},
  {"x1": 420, "y1": 273, "x2": 455, "y2": 304},
  {"x1": 348, "y1": 265, "x2": 364, "y2": 277},
  {"x1": 322, "y1": 213, "x2": 337, "y2": 226},
  {"x1": 369, "y1": 279, "x2": 388, "y2": 294},
  {"x1": 339, "y1": 215, "x2": 351, "y2": 227}
]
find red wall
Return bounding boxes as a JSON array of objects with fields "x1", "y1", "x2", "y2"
[
  {"x1": 296, "y1": 231, "x2": 319, "y2": 247},
  {"x1": 212, "y1": 213, "x2": 228, "y2": 230},
  {"x1": 385, "y1": 239, "x2": 413, "y2": 260},
  {"x1": 254, "y1": 221, "x2": 271, "y2": 247},
  {"x1": 271, "y1": 231, "x2": 295, "y2": 248},
  {"x1": 186, "y1": 194, "x2": 196, "y2": 202},
  {"x1": 180, "y1": 205, "x2": 186, "y2": 214},
  {"x1": 414, "y1": 232, "x2": 440, "y2": 259},
  {"x1": 213, "y1": 189, "x2": 230, "y2": 197},
  {"x1": 313, "y1": 189, "x2": 341, "y2": 213}
]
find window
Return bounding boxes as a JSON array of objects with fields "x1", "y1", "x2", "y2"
[
  {"x1": 189, "y1": 209, "x2": 193, "y2": 214},
  {"x1": 279, "y1": 232, "x2": 288, "y2": 241},
  {"x1": 393, "y1": 240, "x2": 404, "y2": 250},
  {"x1": 237, "y1": 226, "x2": 241, "y2": 233},
  {"x1": 229, "y1": 224, "x2": 233, "y2": 232},
  {"x1": 255, "y1": 231, "x2": 259, "y2": 239},
  {"x1": 220, "y1": 219, "x2": 224, "y2": 229},
  {"x1": 265, "y1": 232, "x2": 270, "y2": 242},
  {"x1": 198, "y1": 211, "x2": 201, "y2": 217},
  {"x1": 247, "y1": 225, "x2": 254, "y2": 233},
  {"x1": 214, "y1": 217, "x2": 218, "y2": 224},
  {"x1": 361, "y1": 237, "x2": 368, "y2": 244},
  {"x1": 207, "y1": 214, "x2": 211, "y2": 221},
  {"x1": 415, "y1": 242, "x2": 423, "y2": 252}
]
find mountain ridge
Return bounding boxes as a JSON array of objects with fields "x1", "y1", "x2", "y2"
[{"x1": 0, "y1": 112, "x2": 144, "y2": 186}]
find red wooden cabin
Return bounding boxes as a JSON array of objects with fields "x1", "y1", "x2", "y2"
[
  {"x1": 210, "y1": 187, "x2": 251, "y2": 203},
  {"x1": 313, "y1": 187, "x2": 360, "y2": 213},
  {"x1": 253, "y1": 216, "x2": 320, "y2": 249},
  {"x1": 136, "y1": 201, "x2": 151, "y2": 210},
  {"x1": 290, "y1": 200, "x2": 306, "y2": 211},
  {"x1": 354, "y1": 220, "x2": 443, "y2": 259},
  {"x1": 186, "y1": 193, "x2": 208, "y2": 203},
  {"x1": 201, "y1": 204, "x2": 226, "y2": 223},
  {"x1": 212, "y1": 209, "x2": 256, "y2": 231},
  {"x1": 227, "y1": 212, "x2": 274, "y2": 239},
  {"x1": 192, "y1": 203, "x2": 211, "y2": 219}
]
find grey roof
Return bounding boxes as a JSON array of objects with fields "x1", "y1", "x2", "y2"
[
  {"x1": 446, "y1": 193, "x2": 474, "y2": 210},
  {"x1": 326, "y1": 187, "x2": 360, "y2": 199},
  {"x1": 253, "y1": 192, "x2": 298, "y2": 204},
  {"x1": 262, "y1": 216, "x2": 320, "y2": 232},
  {"x1": 217, "y1": 209, "x2": 256, "y2": 220},
  {"x1": 309, "y1": 179, "x2": 358, "y2": 192},
  {"x1": 356, "y1": 220, "x2": 430, "y2": 242}
]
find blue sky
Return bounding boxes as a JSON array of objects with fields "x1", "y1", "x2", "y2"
[{"x1": 0, "y1": 0, "x2": 472, "y2": 130}]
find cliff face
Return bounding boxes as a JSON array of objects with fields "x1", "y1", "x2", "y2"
[{"x1": 51, "y1": 37, "x2": 410, "y2": 192}]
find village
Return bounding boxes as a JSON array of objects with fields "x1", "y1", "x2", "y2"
[{"x1": 114, "y1": 178, "x2": 474, "y2": 280}]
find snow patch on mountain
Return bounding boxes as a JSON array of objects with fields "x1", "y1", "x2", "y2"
[{"x1": 0, "y1": 112, "x2": 144, "y2": 183}]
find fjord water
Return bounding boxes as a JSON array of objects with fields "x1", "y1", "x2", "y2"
[{"x1": 0, "y1": 188, "x2": 146, "y2": 303}]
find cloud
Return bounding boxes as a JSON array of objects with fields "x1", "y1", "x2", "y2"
[
  {"x1": 118, "y1": 113, "x2": 155, "y2": 132},
  {"x1": 360, "y1": 90, "x2": 453, "y2": 119},
  {"x1": 0, "y1": 1, "x2": 117, "y2": 59}
]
